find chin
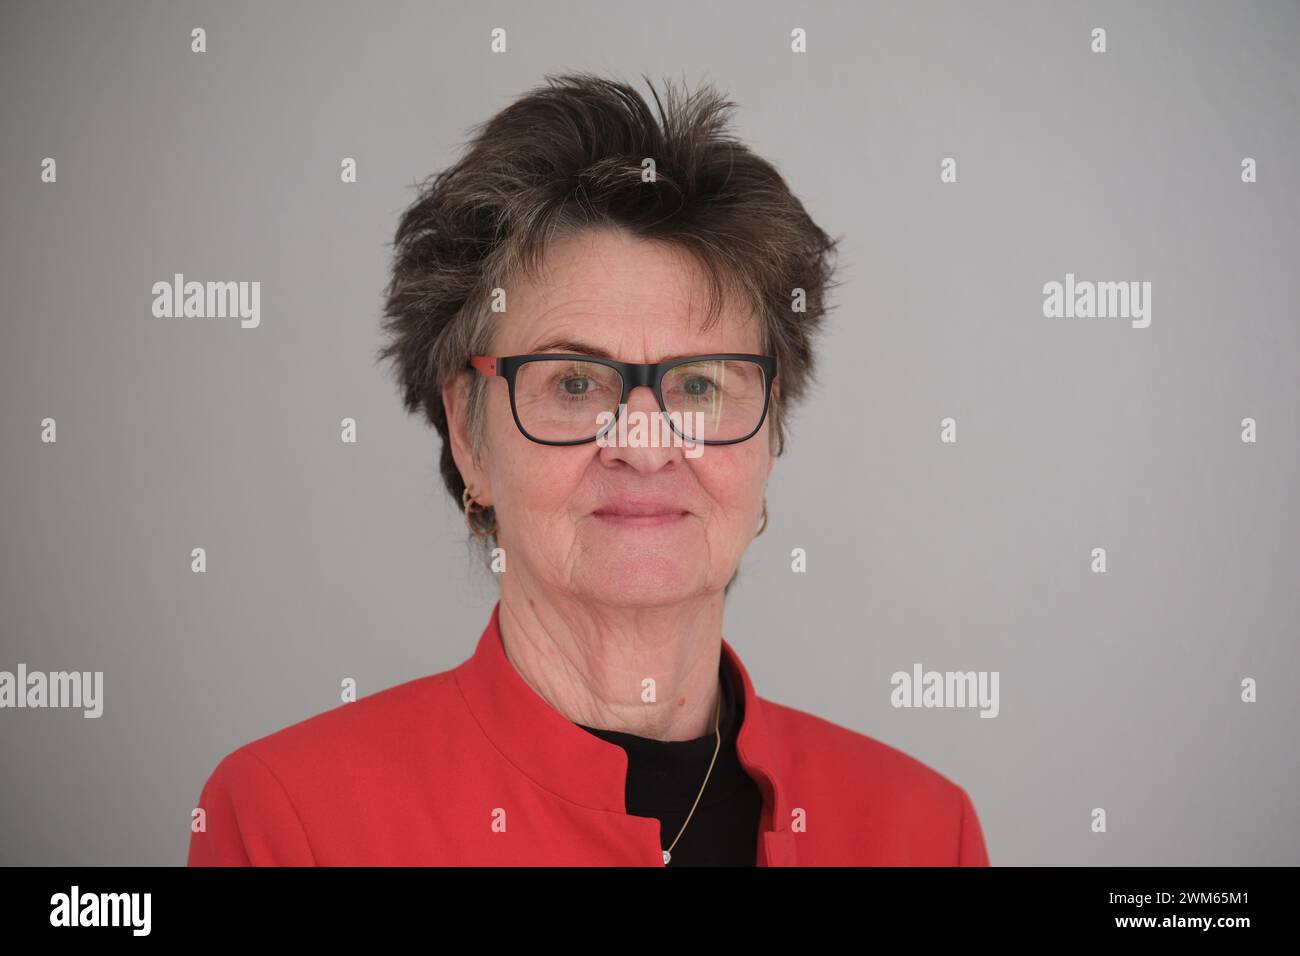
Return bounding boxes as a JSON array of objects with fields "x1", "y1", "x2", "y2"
[{"x1": 572, "y1": 553, "x2": 709, "y2": 608}]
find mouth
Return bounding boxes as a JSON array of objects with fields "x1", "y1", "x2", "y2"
[{"x1": 591, "y1": 503, "x2": 690, "y2": 528}]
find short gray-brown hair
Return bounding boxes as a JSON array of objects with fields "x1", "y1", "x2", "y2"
[{"x1": 377, "y1": 71, "x2": 841, "y2": 541}]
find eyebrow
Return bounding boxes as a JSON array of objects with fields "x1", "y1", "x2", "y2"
[
  {"x1": 521, "y1": 338, "x2": 707, "y2": 363},
  {"x1": 524, "y1": 338, "x2": 618, "y2": 359}
]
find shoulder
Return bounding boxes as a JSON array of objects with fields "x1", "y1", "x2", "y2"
[
  {"x1": 206, "y1": 668, "x2": 461, "y2": 784},
  {"x1": 757, "y1": 696, "x2": 961, "y2": 795},
  {"x1": 753, "y1": 695, "x2": 989, "y2": 864},
  {"x1": 188, "y1": 668, "x2": 464, "y2": 864}
]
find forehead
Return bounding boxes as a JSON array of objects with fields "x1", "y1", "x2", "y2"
[{"x1": 493, "y1": 226, "x2": 761, "y2": 360}]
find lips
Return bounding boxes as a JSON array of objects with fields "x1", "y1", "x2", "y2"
[
  {"x1": 592, "y1": 502, "x2": 687, "y2": 517},
  {"x1": 591, "y1": 501, "x2": 689, "y2": 526}
]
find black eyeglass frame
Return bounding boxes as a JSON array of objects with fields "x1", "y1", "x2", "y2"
[{"x1": 467, "y1": 352, "x2": 779, "y2": 447}]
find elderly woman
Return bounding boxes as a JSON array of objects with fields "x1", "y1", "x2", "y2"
[{"x1": 188, "y1": 72, "x2": 989, "y2": 867}]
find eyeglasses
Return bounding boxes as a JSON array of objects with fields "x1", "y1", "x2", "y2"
[{"x1": 467, "y1": 352, "x2": 778, "y2": 446}]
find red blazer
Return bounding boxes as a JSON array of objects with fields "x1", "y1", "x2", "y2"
[{"x1": 188, "y1": 601, "x2": 990, "y2": 866}]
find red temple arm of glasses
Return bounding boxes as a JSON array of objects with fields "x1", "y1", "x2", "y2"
[{"x1": 468, "y1": 356, "x2": 497, "y2": 376}]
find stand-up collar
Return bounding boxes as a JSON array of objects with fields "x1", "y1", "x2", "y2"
[{"x1": 452, "y1": 600, "x2": 797, "y2": 865}]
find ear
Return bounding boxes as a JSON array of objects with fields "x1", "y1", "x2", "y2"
[{"x1": 443, "y1": 371, "x2": 492, "y2": 505}]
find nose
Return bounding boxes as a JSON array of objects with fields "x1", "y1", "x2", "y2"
[{"x1": 596, "y1": 384, "x2": 684, "y2": 471}]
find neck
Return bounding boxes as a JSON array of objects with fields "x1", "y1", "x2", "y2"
[{"x1": 496, "y1": 574, "x2": 725, "y2": 741}]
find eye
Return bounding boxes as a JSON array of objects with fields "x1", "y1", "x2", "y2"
[
  {"x1": 680, "y1": 376, "x2": 714, "y2": 395},
  {"x1": 560, "y1": 376, "x2": 592, "y2": 395}
]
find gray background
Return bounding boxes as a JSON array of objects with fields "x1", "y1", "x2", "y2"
[{"x1": 2, "y1": 0, "x2": 1297, "y2": 866}]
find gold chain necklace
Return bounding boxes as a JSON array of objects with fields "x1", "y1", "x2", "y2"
[{"x1": 662, "y1": 686, "x2": 723, "y2": 865}]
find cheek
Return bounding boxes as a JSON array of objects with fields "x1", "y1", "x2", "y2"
[
  {"x1": 695, "y1": 446, "x2": 768, "y2": 517},
  {"x1": 486, "y1": 416, "x2": 592, "y2": 520}
]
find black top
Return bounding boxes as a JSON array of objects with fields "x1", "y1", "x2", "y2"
[{"x1": 574, "y1": 659, "x2": 763, "y2": 866}]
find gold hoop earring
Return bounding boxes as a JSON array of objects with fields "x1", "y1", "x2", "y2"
[
  {"x1": 755, "y1": 498, "x2": 768, "y2": 537},
  {"x1": 463, "y1": 487, "x2": 497, "y2": 539}
]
